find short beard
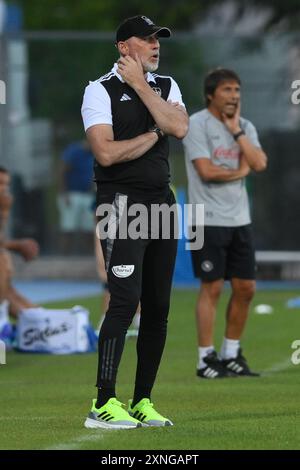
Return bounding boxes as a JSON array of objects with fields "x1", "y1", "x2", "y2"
[{"x1": 143, "y1": 60, "x2": 159, "y2": 73}]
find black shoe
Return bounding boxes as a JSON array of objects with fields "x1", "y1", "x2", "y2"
[
  {"x1": 221, "y1": 348, "x2": 260, "y2": 377},
  {"x1": 197, "y1": 351, "x2": 236, "y2": 379}
]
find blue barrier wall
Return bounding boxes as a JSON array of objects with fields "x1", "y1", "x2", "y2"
[{"x1": 173, "y1": 188, "x2": 198, "y2": 288}]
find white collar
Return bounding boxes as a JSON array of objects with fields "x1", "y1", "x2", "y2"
[{"x1": 112, "y1": 63, "x2": 156, "y2": 84}]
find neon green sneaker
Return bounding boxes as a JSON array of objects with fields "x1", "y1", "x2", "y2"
[
  {"x1": 128, "y1": 398, "x2": 173, "y2": 427},
  {"x1": 84, "y1": 398, "x2": 142, "y2": 430}
]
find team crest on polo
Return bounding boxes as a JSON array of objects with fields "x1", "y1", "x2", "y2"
[
  {"x1": 152, "y1": 87, "x2": 162, "y2": 96},
  {"x1": 112, "y1": 265, "x2": 135, "y2": 278},
  {"x1": 201, "y1": 260, "x2": 213, "y2": 272}
]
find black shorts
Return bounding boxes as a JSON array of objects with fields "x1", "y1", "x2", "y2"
[{"x1": 191, "y1": 224, "x2": 256, "y2": 282}]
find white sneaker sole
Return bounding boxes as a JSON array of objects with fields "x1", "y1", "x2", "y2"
[
  {"x1": 84, "y1": 417, "x2": 140, "y2": 430},
  {"x1": 128, "y1": 412, "x2": 173, "y2": 427},
  {"x1": 142, "y1": 421, "x2": 173, "y2": 427}
]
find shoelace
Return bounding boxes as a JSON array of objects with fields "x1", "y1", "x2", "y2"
[{"x1": 110, "y1": 399, "x2": 126, "y2": 409}]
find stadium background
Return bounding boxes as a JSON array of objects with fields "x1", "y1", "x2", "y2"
[
  {"x1": 1, "y1": 0, "x2": 300, "y2": 452},
  {"x1": 2, "y1": 3, "x2": 300, "y2": 261}
]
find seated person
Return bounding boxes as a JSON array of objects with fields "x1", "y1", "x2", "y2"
[{"x1": 0, "y1": 167, "x2": 39, "y2": 344}]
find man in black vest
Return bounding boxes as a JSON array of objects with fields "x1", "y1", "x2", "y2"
[{"x1": 81, "y1": 15, "x2": 188, "y2": 429}]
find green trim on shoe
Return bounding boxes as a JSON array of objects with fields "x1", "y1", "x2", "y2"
[
  {"x1": 128, "y1": 398, "x2": 173, "y2": 427},
  {"x1": 84, "y1": 398, "x2": 142, "y2": 429}
]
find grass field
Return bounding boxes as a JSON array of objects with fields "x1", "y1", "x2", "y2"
[{"x1": 0, "y1": 288, "x2": 300, "y2": 450}]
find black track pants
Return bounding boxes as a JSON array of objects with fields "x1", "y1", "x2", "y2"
[{"x1": 96, "y1": 190, "x2": 178, "y2": 394}]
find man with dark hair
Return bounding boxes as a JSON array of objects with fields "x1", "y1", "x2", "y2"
[
  {"x1": 0, "y1": 167, "x2": 39, "y2": 345},
  {"x1": 183, "y1": 68, "x2": 267, "y2": 379},
  {"x1": 81, "y1": 15, "x2": 188, "y2": 429},
  {"x1": 204, "y1": 68, "x2": 241, "y2": 107}
]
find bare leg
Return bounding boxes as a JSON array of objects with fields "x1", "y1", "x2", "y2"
[
  {"x1": 225, "y1": 278, "x2": 256, "y2": 339},
  {"x1": 6, "y1": 285, "x2": 37, "y2": 319},
  {"x1": 0, "y1": 250, "x2": 12, "y2": 302},
  {"x1": 196, "y1": 280, "x2": 224, "y2": 347}
]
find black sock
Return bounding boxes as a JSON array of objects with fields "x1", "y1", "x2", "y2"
[
  {"x1": 132, "y1": 386, "x2": 152, "y2": 408},
  {"x1": 96, "y1": 387, "x2": 116, "y2": 409}
]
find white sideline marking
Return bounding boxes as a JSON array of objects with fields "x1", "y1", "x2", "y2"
[
  {"x1": 0, "y1": 416, "x2": 106, "y2": 450},
  {"x1": 262, "y1": 357, "x2": 293, "y2": 376},
  {"x1": 45, "y1": 432, "x2": 106, "y2": 450}
]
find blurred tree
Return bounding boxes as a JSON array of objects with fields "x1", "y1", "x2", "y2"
[
  {"x1": 16, "y1": 0, "x2": 216, "y2": 30},
  {"x1": 10, "y1": 0, "x2": 300, "y2": 31},
  {"x1": 232, "y1": 0, "x2": 300, "y2": 30}
]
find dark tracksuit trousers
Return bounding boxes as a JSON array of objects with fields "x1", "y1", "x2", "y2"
[{"x1": 96, "y1": 189, "x2": 177, "y2": 397}]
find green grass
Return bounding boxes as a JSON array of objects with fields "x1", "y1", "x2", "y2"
[{"x1": 1, "y1": 288, "x2": 300, "y2": 450}]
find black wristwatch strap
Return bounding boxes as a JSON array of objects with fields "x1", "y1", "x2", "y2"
[
  {"x1": 149, "y1": 126, "x2": 164, "y2": 140},
  {"x1": 233, "y1": 129, "x2": 245, "y2": 141}
]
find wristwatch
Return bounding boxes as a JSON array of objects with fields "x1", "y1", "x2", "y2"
[
  {"x1": 233, "y1": 129, "x2": 245, "y2": 141},
  {"x1": 149, "y1": 126, "x2": 164, "y2": 140}
]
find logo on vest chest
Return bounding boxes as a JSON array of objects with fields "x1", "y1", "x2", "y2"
[
  {"x1": 152, "y1": 87, "x2": 162, "y2": 97},
  {"x1": 120, "y1": 93, "x2": 132, "y2": 101}
]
